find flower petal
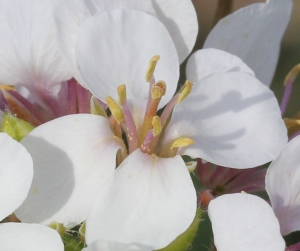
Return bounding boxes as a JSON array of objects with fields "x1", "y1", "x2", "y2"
[
  {"x1": 152, "y1": 0, "x2": 198, "y2": 63},
  {"x1": 186, "y1": 49, "x2": 254, "y2": 83},
  {"x1": 0, "y1": 0, "x2": 71, "y2": 91},
  {"x1": 204, "y1": 0, "x2": 293, "y2": 86},
  {"x1": 163, "y1": 72, "x2": 287, "y2": 168},
  {"x1": 0, "y1": 223, "x2": 63, "y2": 251},
  {"x1": 266, "y1": 136, "x2": 300, "y2": 235},
  {"x1": 0, "y1": 133, "x2": 33, "y2": 221},
  {"x1": 55, "y1": 0, "x2": 155, "y2": 87},
  {"x1": 208, "y1": 193, "x2": 285, "y2": 251},
  {"x1": 85, "y1": 149, "x2": 196, "y2": 250},
  {"x1": 15, "y1": 114, "x2": 120, "y2": 228},
  {"x1": 75, "y1": 9, "x2": 179, "y2": 126},
  {"x1": 83, "y1": 240, "x2": 152, "y2": 251}
]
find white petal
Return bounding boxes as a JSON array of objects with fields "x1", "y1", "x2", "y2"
[
  {"x1": 266, "y1": 136, "x2": 300, "y2": 235},
  {"x1": 56, "y1": 0, "x2": 155, "y2": 87},
  {"x1": 163, "y1": 72, "x2": 287, "y2": 168},
  {"x1": 208, "y1": 193, "x2": 285, "y2": 251},
  {"x1": 0, "y1": 0, "x2": 71, "y2": 91},
  {"x1": 83, "y1": 240, "x2": 152, "y2": 251},
  {"x1": 75, "y1": 10, "x2": 179, "y2": 127},
  {"x1": 15, "y1": 114, "x2": 120, "y2": 228},
  {"x1": 0, "y1": 133, "x2": 33, "y2": 221},
  {"x1": 152, "y1": 0, "x2": 198, "y2": 63},
  {"x1": 186, "y1": 49, "x2": 254, "y2": 82},
  {"x1": 0, "y1": 223, "x2": 63, "y2": 251},
  {"x1": 86, "y1": 149, "x2": 196, "y2": 250},
  {"x1": 204, "y1": 0, "x2": 293, "y2": 86}
]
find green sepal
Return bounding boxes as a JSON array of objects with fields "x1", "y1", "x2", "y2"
[
  {"x1": 63, "y1": 234, "x2": 85, "y2": 251},
  {"x1": 155, "y1": 208, "x2": 203, "y2": 251},
  {"x1": 1, "y1": 113, "x2": 34, "y2": 141}
]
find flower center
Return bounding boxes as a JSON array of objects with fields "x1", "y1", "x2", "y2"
[{"x1": 105, "y1": 55, "x2": 194, "y2": 160}]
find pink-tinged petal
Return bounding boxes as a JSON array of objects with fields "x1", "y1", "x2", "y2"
[
  {"x1": 152, "y1": 0, "x2": 198, "y2": 63},
  {"x1": 208, "y1": 193, "x2": 285, "y2": 251},
  {"x1": 266, "y1": 136, "x2": 300, "y2": 235},
  {"x1": 163, "y1": 72, "x2": 287, "y2": 168},
  {"x1": 83, "y1": 240, "x2": 152, "y2": 251},
  {"x1": 75, "y1": 10, "x2": 179, "y2": 126},
  {"x1": 0, "y1": 223, "x2": 63, "y2": 251},
  {"x1": 204, "y1": 0, "x2": 293, "y2": 86},
  {"x1": 0, "y1": 133, "x2": 33, "y2": 221},
  {"x1": 86, "y1": 149, "x2": 196, "y2": 250},
  {"x1": 15, "y1": 114, "x2": 120, "y2": 228},
  {"x1": 186, "y1": 49, "x2": 254, "y2": 83},
  {"x1": 0, "y1": 0, "x2": 72, "y2": 92}
]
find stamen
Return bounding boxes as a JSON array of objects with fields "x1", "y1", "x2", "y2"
[
  {"x1": 116, "y1": 84, "x2": 138, "y2": 153},
  {"x1": 0, "y1": 84, "x2": 15, "y2": 91},
  {"x1": 171, "y1": 137, "x2": 195, "y2": 149},
  {"x1": 117, "y1": 84, "x2": 127, "y2": 105},
  {"x1": 139, "y1": 81, "x2": 165, "y2": 145},
  {"x1": 152, "y1": 116, "x2": 162, "y2": 137},
  {"x1": 151, "y1": 81, "x2": 166, "y2": 99},
  {"x1": 90, "y1": 96, "x2": 107, "y2": 118},
  {"x1": 280, "y1": 64, "x2": 300, "y2": 115},
  {"x1": 145, "y1": 55, "x2": 160, "y2": 82},
  {"x1": 106, "y1": 96, "x2": 124, "y2": 124},
  {"x1": 178, "y1": 80, "x2": 193, "y2": 104}
]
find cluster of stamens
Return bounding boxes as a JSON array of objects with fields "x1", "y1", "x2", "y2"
[{"x1": 99, "y1": 55, "x2": 195, "y2": 161}]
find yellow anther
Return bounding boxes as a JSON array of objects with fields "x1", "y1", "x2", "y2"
[
  {"x1": 145, "y1": 55, "x2": 160, "y2": 82},
  {"x1": 0, "y1": 84, "x2": 15, "y2": 91},
  {"x1": 90, "y1": 96, "x2": 107, "y2": 118},
  {"x1": 106, "y1": 96, "x2": 125, "y2": 124},
  {"x1": 117, "y1": 84, "x2": 127, "y2": 105},
  {"x1": 152, "y1": 116, "x2": 162, "y2": 137},
  {"x1": 284, "y1": 64, "x2": 300, "y2": 86},
  {"x1": 171, "y1": 137, "x2": 194, "y2": 149},
  {"x1": 151, "y1": 81, "x2": 166, "y2": 99},
  {"x1": 178, "y1": 80, "x2": 193, "y2": 104}
]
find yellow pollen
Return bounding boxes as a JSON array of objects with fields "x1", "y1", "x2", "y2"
[
  {"x1": 106, "y1": 96, "x2": 125, "y2": 124},
  {"x1": 171, "y1": 137, "x2": 194, "y2": 149},
  {"x1": 284, "y1": 64, "x2": 300, "y2": 86},
  {"x1": 145, "y1": 55, "x2": 160, "y2": 82},
  {"x1": 0, "y1": 84, "x2": 15, "y2": 91},
  {"x1": 152, "y1": 116, "x2": 162, "y2": 137},
  {"x1": 178, "y1": 80, "x2": 193, "y2": 104},
  {"x1": 151, "y1": 81, "x2": 166, "y2": 99},
  {"x1": 117, "y1": 84, "x2": 127, "y2": 105}
]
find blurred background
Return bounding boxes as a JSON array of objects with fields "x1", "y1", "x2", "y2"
[{"x1": 187, "y1": 1, "x2": 300, "y2": 250}]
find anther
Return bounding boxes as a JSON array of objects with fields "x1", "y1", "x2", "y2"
[
  {"x1": 145, "y1": 55, "x2": 160, "y2": 82},
  {"x1": 106, "y1": 96, "x2": 125, "y2": 124},
  {"x1": 171, "y1": 137, "x2": 195, "y2": 149},
  {"x1": 151, "y1": 81, "x2": 166, "y2": 99},
  {"x1": 0, "y1": 84, "x2": 15, "y2": 91},
  {"x1": 117, "y1": 84, "x2": 127, "y2": 105},
  {"x1": 178, "y1": 80, "x2": 193, "y2": 104},
  {"x1": 152, "y1": 116, "x2": 162, "y2": 137}
]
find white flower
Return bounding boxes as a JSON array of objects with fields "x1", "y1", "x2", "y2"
[
  {"x1": 204, "y1": 0, "x2": 294, "y2": 86},
  {"x1": 0, "y1": 132, "x2": 63, "y2": 251},
  {"x1": 15, "y1": 9, "x2": 287, "y2": 250}
]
